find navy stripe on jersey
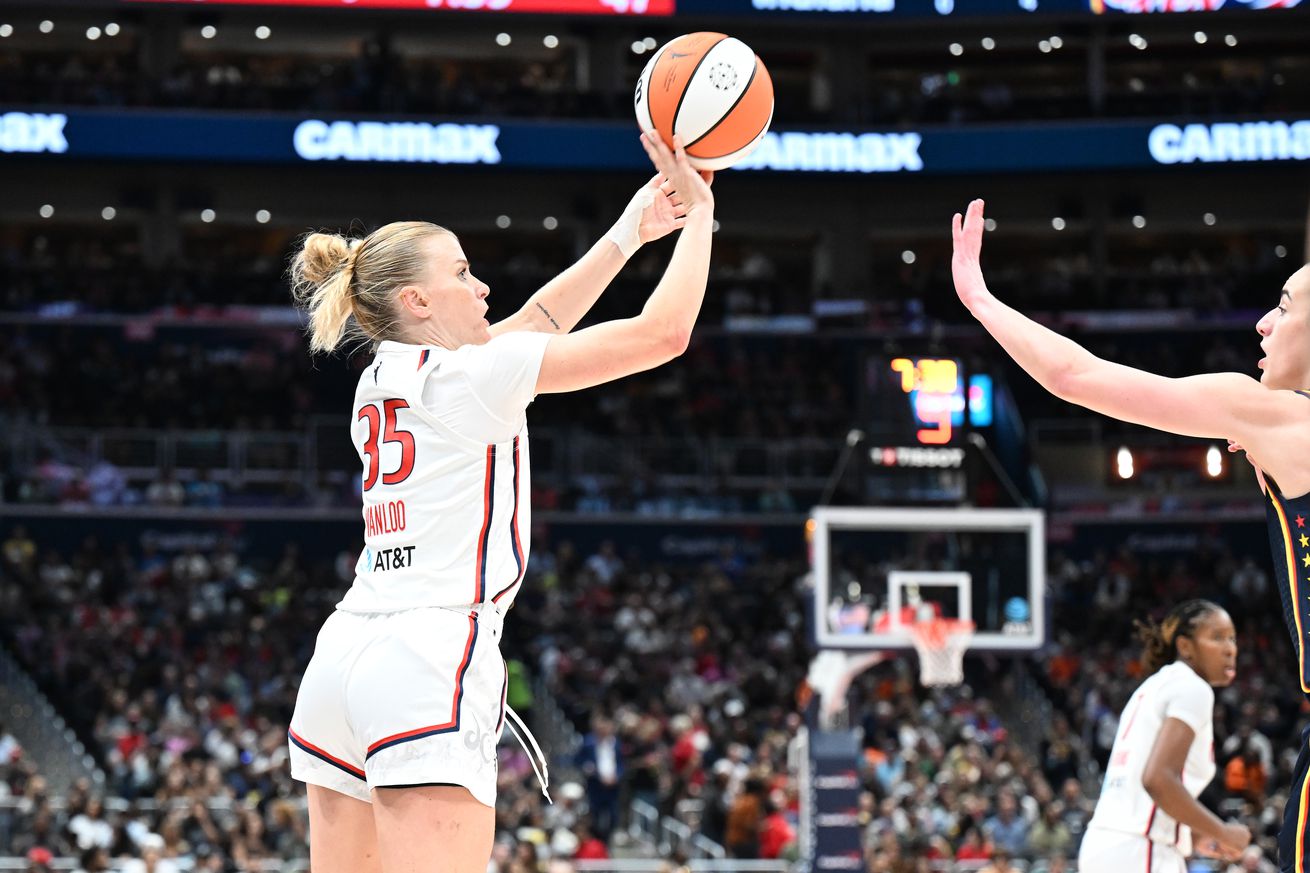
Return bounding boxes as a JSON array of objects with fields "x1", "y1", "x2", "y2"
[
  {"x1": 492, "y1": 437, "x2": 524, "y2": 605},
  {"x1": 417, "y1": 349, "x2": 430, "y2": 369},
  {"x1": 474, "y1": 446, "x2": 496, "y2": 603}
]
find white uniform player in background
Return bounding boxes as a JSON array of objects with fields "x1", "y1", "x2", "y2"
[
  {"x1": 1080, "y1": 599, "x2": 1250, "y2": 873},
  {"x1": 285, "y1": 133, "x2": 715, "y2": 873}
]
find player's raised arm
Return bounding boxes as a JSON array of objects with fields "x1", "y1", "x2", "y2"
[
  {"x1": 534, "y1": 132, "x2": 714, "y2": 395},
  {"x1": 489, "y1": 172, "x2": 688, "y2": 337},
  {"x1": 950, "y1": 198, "x2": 1308, "y2": 463}
]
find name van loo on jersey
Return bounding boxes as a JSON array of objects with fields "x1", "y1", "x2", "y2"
[{"x1": 294, "y1": 119, "x2": 502, "y2": 165}]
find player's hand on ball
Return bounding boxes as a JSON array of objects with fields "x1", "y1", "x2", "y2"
[
  {"x1": 640, "y1": 132, "x2": 714, "y2": 217},
  {"x1": 952, "y1": 198, "x2": 991, "y2": 312},
  {"x1": 635, "y1": 174, "x2": 686, "y2": 244}
]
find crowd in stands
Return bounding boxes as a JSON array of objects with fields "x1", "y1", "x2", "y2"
[
  {"x1": 0, "y1": 523, "x2": 815, "y2": 871},
  {"x1": 0, "y1": 516, "x2": 1303, "y2": 871},
  {"x1": 840, "y1": 540, "x2": 1292, "y2": 872},
  {"x1": 2, "y1": 35, "x2": 1306, "y2": 125}
]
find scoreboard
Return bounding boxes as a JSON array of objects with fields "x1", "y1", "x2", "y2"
[
  {"x1": 867, "y1": 356, "x2": 992, "y2": 448},
  {"x1": 860, "y1": 355, "x2": 996, "y2": 504}
]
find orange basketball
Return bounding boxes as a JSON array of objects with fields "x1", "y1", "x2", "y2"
[{"x1": 633, "y1": 32, "x2": 774, "y2": 172}]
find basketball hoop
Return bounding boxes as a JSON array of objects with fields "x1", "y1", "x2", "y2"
[{"x1": 909, "y1": 618, "x2": 974, "y2": 687}]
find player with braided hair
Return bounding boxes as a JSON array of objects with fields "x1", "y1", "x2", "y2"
[{"x1": 1080, "y1": 599, "x2": 1248, "y2": 872}]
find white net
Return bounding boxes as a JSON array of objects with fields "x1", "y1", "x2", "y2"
[{"x1": 909, "y1": 619, "x2": 974, "y2": 687}]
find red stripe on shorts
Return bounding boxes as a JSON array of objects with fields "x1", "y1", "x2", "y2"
[{"x1": 365, "y1": 615, "x2": 478, "y2": 759}]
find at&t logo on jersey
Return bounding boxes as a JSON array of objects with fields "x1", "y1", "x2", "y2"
[
  {"x1": 0, "y1": 113, "x2": 68, "y2": 154},
  {"x1": 360, "y1": 545, "x2": 417, "y2": 573}
]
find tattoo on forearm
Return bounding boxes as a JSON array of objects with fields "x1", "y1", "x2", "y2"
[{"x1": 536, "y1": 303, "x2": 562, "y2": 331}]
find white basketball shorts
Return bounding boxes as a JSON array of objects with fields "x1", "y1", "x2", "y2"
[
  {"x1": 288, "y1": 603, "x2": 507, "y2": 807},
  {"x1": 1079, "y1": 827, "x2": 1186, "y2": 873}
]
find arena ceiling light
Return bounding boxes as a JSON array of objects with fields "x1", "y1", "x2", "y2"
[
  {"x1": 1049, "y1": 36, "x2": 1064, "y2": 49},
  {"x1": 1038, "y1": 39, "x2": 1052, "y2": 53},
  {"x1": 0, "y1": 24, "x2": 13, "y2": 38},
  {"x1": 542, "y1": 216, "x2": 558, "y2": 230},
  {"x1": 981, "y1": 37, "x2": 995, "y2": 50},
  {"x1": 495, "y1": 32, "x2": 511, "y2": 47},
  {"x1": 1224, "y1": 34, "x2": 1238, "y2": 46},
  {"x1": 86, "y1": 26, "x2": 102, "y2": 40},
  {"x1": 105, "y1": 23, "x2": 120, "y2": 37},
  {"x1": 201, "y1": 25, "x2": 217, "y2": 39},
  {"x1": 1203, "y1": 212, "x2": 1216, "y2": 226},
  {"x1": 38, "y1": 20, "x2": 53, "y2": 34},
  {"x1": 631, "y1": 40, "x2": 646, "y2": 54},
  {"x1": 201, "y1": 209, "x2": 216, "y2": 223},
  {"x1": 948, "y1": 42, "x2": 963, "y2": 56},
  {"x1": 255, "y1": 26, "x2": 271, "y2": 40},
  {"x1": 543, "y1": 34, "x2": 559, "y2": 48},
  {"x1": 1051, "y1": 217, "x2": 1066, "y2": 231},
  {"x1": 984, "y1": 218, "x2": 997, "y2": 232},
  {"x1": 255, "y1": 209, "x2": 271, "y2": 224},
  {"x1": 1193, "y1": 31, "x2": 1208, "y2": 44},
  {"x1": 1276, "y1": 245, "x2": 1289, "y2": 259},
  {"x1": 38, "y1": 205, "x2": 53, "y2": 219},
  {"x1": 901, "y1": 250, "x2": 917, "y2": 265},
  {"x1": 1131, "y1": 214, "x2": 1146, "y2": 228},
  {"x1": 1129, "y1": 33, "x2": 1147, "y2": 50},
  {"x1": 1205, "y1": 446, "x2": 1223, "y2": 478},
  {"x1": 101, "y1": 207, "x2": 116, "y2": 221},
  {"x1": 1116, "y1": 447, "x2": 1135, "y2": 480},
  {"x1": 496, "y1": 215, "x2": 511, "y2": 229}
]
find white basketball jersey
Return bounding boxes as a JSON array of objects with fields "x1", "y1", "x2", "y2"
[
  {"x1": 336, "y1": 333, "x2": 552, "y2": 614},
  {"x1": 1087, "y1": 661, "x2": 1216, "y2": 856}
]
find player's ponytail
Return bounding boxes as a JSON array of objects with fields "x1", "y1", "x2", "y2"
[
  {"x1": 291, "y1": 233, "x2": 357, "y2": 354},
  {"x1": 289, "y1": 221, "x2": 456, "y2": 355},
  {"x1": 1133, "y1": 598, "x2": 1221, "y2": 676}
]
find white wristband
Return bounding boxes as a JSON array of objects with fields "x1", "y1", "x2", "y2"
[{"x1": 604, "y1": 188, "x2": 655, "y2": 259}]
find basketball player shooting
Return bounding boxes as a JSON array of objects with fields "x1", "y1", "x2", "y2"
[
  {"x1": 284, "y1": 132, "x2": 713, "y2": 873},
  {"x1": 952, "y1": 198, "x2": 1310, "y2": 872}
]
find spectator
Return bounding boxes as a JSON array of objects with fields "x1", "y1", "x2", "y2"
[
  {"x1": 25, "y1": 846, "x2": 53, "y2": 873},
  {"x1": 74, "y1": 847, "x2": 110, "y2": 873},
  {"x1": 982, "y1": 792, "x2": 1028, "y2": 856},
  {"x1": 979, "y1": 847, "x2": 1018, "y2": 873},
  {"x1": 758, "y1": 793, "x2": 796, "y2": 860},
  {"x1": 725, "y1": 778, "x2": 765, "y2": 858},
  {"x1": 956, "y1": 827, "x2": 991, "y2": 861},
  {"x1": 1040, "y1": 715, "x2": 1082, "y2": 787},
  {"x1": 67, "y1": 797, "x2": 113, "y2": 851},
  {"x1": 1225, "y1": 744, "x2": 1269, "y2": 802},
  {"x1": 1027, "y1": 804, "x2": 1073, "y2": 858},
  {"x1": 576, "y1": 714, "x2": 623, "y2": 841},
  {"x1": 144, "y1": 469, "x2": 184, "y2": 507}
]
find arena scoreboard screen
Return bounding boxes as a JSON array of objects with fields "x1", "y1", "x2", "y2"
[
  {"x1": 127, "y1": 0, "x2": 675, "y2": 12},
  {"x1": 865, "y1": 355, "x2": 992, "y2": 448},
  {"x1": 123, "y1": 0, "x2": 1304, "y2": 14}
]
